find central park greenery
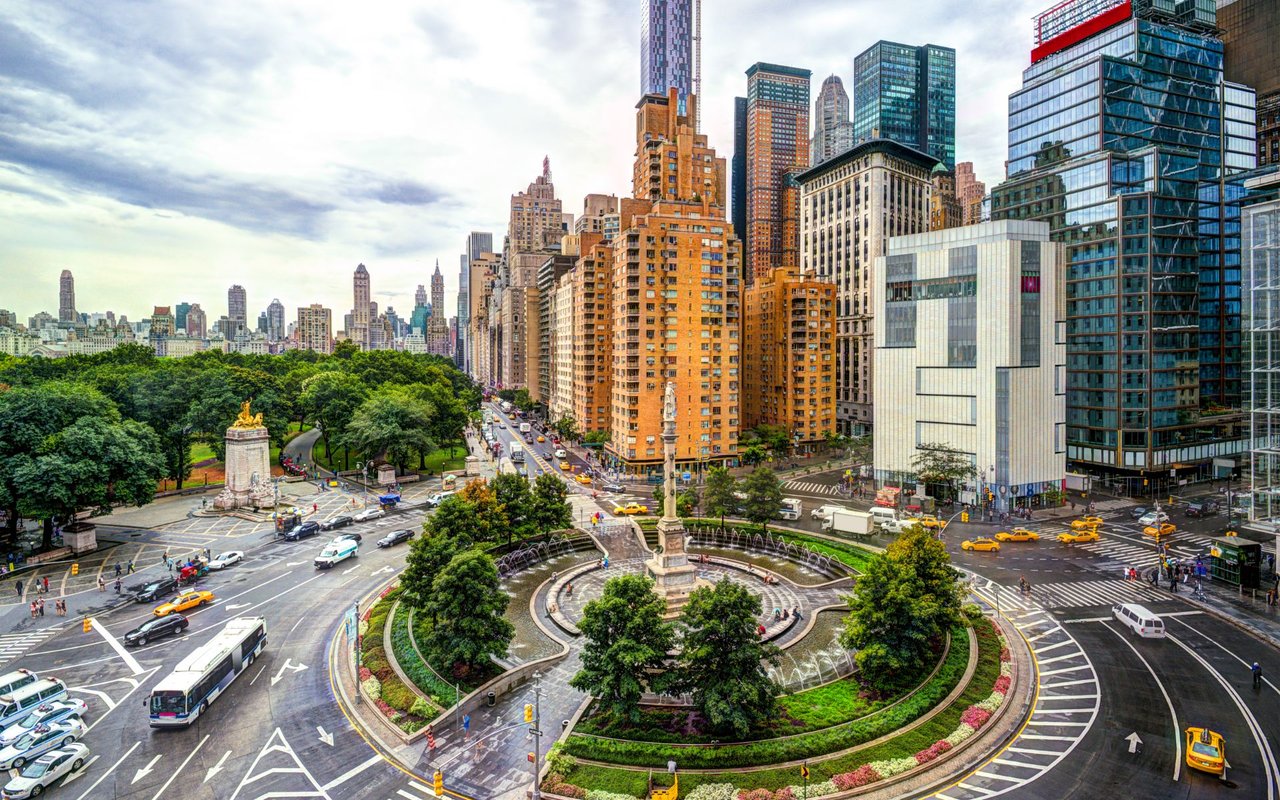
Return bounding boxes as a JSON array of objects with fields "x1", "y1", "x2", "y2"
[{"x1": 0, "y1": 342, "x2": 479, "y2": 549}]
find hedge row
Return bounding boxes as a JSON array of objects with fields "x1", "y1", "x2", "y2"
[
  {"x1": 639, "y1": 517, "x2": 876, "y2": 574},
  {"x1": 360, "y1": 589, "x2": 437, "y2": 732},
  {"x1": 389, "y1": 603, "x2": 454, "y2": 709}
]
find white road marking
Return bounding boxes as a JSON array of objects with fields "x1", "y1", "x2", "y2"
[
  {"x1": 204, "y1": 749, "x2": 232, "y2": 783},
  {"x1": 74, "y1": 741, "x2": 140, "y2": 800},
  {"x1": 132, "y1": 754, "x2": 162, "y2": 784},
  {"x1": 89, "y1": 618, "x2": 144, "y2": 675},
  {"x1": 319, "y1": 754, "x2": 382, "y2": 791},
  {"x1": 149, "y1": 734, "x2": 209, "y2": 800}
]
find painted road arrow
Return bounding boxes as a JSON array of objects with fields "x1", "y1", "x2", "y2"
[
  {"x1": 270, "y1": 658, "x2": 309, "y2": 686},
  {"x1": 317, "y1": 725, "x2": 334, "y2": 746},
  {"x1": 286, "y1": 561, "x2": 305, "y2": 567},
  {"x1": 60, "y1": 755, "x2": 99, "y2": 786},
  {"x1": 1126, "y1": 732, "x2": 1142, "y2": 753},
  {"x1": 132, "y1": 754, "x2": 162, "y2": 784},
  {"x1": 204, "y1": 750, "x2": 231, "y2": 783},
  {"x1": 225, "y1": 603, "x2": 250, "y2": 612},
  {"x1": 372, "y1": 566, "x2": 395, "y2": 576}
]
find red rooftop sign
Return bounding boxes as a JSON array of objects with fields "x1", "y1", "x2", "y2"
[{"x1": 1031, "y1": 0, "x2": 1133, "y2": 63}]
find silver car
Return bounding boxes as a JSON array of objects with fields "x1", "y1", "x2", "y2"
[
  {"x1": 2, "y1": 743, "x2": 90, "y2": 799},
  {"x1": 0, "y1": 700, "x2": 87, "y2": 747},
  {"x1": 0, "y1": 718, "x2": 86, "y2": 771}
]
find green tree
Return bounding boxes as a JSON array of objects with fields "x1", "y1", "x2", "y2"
[
  {"x1": 583, "y1": 429, "x2": 610, "y2": 445},
  {"x1": 677, "y1": 487, "x2": 699, "y2": 517},
  {"x1": 332, "y1": 339, "x2": 360, "y2": 359},
  {"x1": 840, "y1": 527, "x2": 963, "y2": 692},
  {"x1": 121, "y1": 368, "x2": 199, "y2": 490},
  {"x1": 491, "y1": 472, "x2": 535, "y2": 545},
  {"x1": 531, "y1": 473, "x2": 572, "y2": 533},
  {"x1": 569, "y1": 574, "x2": 675, "y2": 721},
  {"x1": 741, "y1": 444, "x2": 767, "y2": 466},
  {"x1": 553, "y1": 415, "x2": 580, "y2": 441},
  {"x1": 748, "y1": 424, "x2": 792, "y2": 455},
  {"x1": 423, "y1": 550, "x2": 514, "y2": 678},
  {"x1": 408, "y1": 379, "x2": 469, "y2": 462},
  {"x1": 702, "y1": 467, "x2": 738, "y2": 529},
  {"x1": 670, "y1": 578, "x2": 780, "y2": 738},
  {"x1": 300, "y1": 371, "x2": 369, "y2": 462},
  {"x1": 910, "y1": 443, "x2": 975, "y2": 502},
  {"x1": 455, "y1": 479, "x2": 507, "y2": 543},
  {"x1": 341, "y1": 387, "x2": 435, "y2": 473},
  {"x1": 511, "y1": 388, "x2": 533, "y2": 412},
  {"x1": 652, "y1": 484, "x2": 665, "y2": 516},
  {"x1": 740, "y1": 466, "x2": 783, "y2": 532},
  {"x1": 0, "y1": 383, "x2": 118, "y2": 547},
  {"x1": 402, "y1": 497, "x2": 478, "y2": 608}
]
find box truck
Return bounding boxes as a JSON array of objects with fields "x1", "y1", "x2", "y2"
[{"x1": 823, "y1": 508, "x2": 874, "y2": 538}]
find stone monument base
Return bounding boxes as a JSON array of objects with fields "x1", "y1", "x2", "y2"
[
  {"x1": 63, "y1": 524, "x2": 97, "y2": 555},
  {"x1": 647, "y1": 517, "x2": 711, "y2": 619},
  {"x1": 212, "y1": 425, "x2": 275, "y2": 511}
]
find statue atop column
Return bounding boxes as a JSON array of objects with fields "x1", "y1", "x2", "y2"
[{"x1": 646, "y1": 381, "x2": 702, "y2": 617}]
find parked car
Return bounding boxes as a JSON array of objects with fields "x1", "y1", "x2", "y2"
[
  {"x1": 131, "y1": 577, "x2": 178, "y2": 603},
  {"x1": 123, "y1": 614, "x2": 188, "y2": 647},
  {"x1": 601, "y1": 482, "x2": 626, "y2": 493},
  {"x1": 0, "y1": 700, "x2": 88, "y2": 747},
  {"x1": 284, "y1": 521, "x2": 321, "y2": 541},
  {"x1": 352, "y1": 507, "x2": 385, "y2": 523},
  {"x1": 0, "y1": 719, "x2": 86, "y2": 771},
  {"x1": 0, "y1": 743, "x2": 90, "y2": 798},
  {"x1": 319, "y1": 515, "x2": 353, "y2": 531},
  {"x1": 208, "y1": 551, "x2": 244, "y2": 570},
  {"x1": 377, "y1": 529, "x2": 415, "y2": 548},
  {"x1": 425, "y1": 491, "x2": 456, "y2": 508}
]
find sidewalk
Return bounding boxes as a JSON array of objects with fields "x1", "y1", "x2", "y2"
[{"x1": 1141, "y1": 566, "x2": 1280, "y2": 650}]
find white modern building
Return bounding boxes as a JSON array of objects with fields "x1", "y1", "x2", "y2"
[
  {"x1": 873, "y1": 220, "x2": 1066, "y2": 512},
  {"x1": 1246, "y1": 170, "x2": 1280, "y2": 533}
]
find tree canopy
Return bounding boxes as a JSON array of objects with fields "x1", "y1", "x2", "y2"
[
  {"x1": 910, "y1": 443, "x2": 975, "y2": 500},
  {"x1": 740, "y1": 466, "x2": 783, "y2": 531},
  {"x1": 702, "y1": 466, "x2": 739, "y2": 528},
  {"x1": 422, "y1": 550, "x2": 514, "y2": 678}
]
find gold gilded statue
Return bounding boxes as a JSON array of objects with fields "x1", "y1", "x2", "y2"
[{"x1": 232, "y1": 398, "x2": 265, "y2": 429}]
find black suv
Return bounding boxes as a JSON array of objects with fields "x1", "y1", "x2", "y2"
[
  {"x1": 123, "y1": 613, "x2": 188, "y2": 646},
  {"x1": 132, "y1": 577, "x2": 179, "y2": 603},
  {"x1": 320, "y1": 515, "x2": 353, "y2": 531},
  {"x1": 1186, "y1": 500, "x2": 1219, "y2": 518},
  {"x1": 377, "y1": 529, "x2": 415, "y2": 548},
  {"x1": 285, "y1": 521, "x2": 321, "y2": 541}
]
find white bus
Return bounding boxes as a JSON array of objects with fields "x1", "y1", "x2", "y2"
[{"x1": 148, "y1": 617, "x2": 267, "y2": 728}]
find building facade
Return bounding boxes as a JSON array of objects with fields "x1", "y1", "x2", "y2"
[
  {"x1": 745, "y1": 63, "x2": 811, "y2": 282},
  {"x1": 468, "y1": 253, "x2": 500, "y2": 387},
  {"x1": 535, "y1": 251, "x2": 576, "y2": 405},
  {"x1": 606, "y1": 89, "x2": 741, "y2": 473},
  {"x1": 810, "y1": 75, "x2": 855, "y2": 167},
  {"x1": 1244, "y1": 169, "x2": 1280, "y2": 528},
  {"x1": 991, "y1": 0, "x2": 1256, "y2": 483},
  {"x1": 186, "y1": 304, "x2": 207, "y2": 338},
  {"x1": 641, "y1": 0, "x2": 693, "y2": 111},
  {"x1": 732, "y1": 96, "x2": 748, "y2": 253},
  {"x1": 742, "y1": 266, "x2": 837, "y2": 444},
  {"x1": 428, "y1": 261, "x2": 451, "y2": 356},
  {"x1": 1218, "y1": 0, "x2": 1279, "y2": 167},
  {"x1": 929, "y1": 165, "x2": 963, "y2": 230},
  {"x1": 227, "y1": 284, "x2": 247, "y2": 338},
  {"x1": 266, "y1": 299, "x2": 285, "y2": 342},
  {"x1": 853, "y1": 41, "x2": 956, "y2": 170},
  {"x1": 796, "y1": 138, "x2": 937, "y2": 435},
  {"x1": 954, "y1": 162, "x2": 986, "y2": 225},
  {"x1": 296, "y1": 304, "x2": 333, "y2": 354},
  {"x1": 874, "y1": 221, "x2": 1066, "y2": 511},
  {"x1": 149, "y1": 306, "x2": 175, "y2": 338},
  {"x1": 58, "y1": 270, "x2": 76, "y2": 324},
  {"x1": 350, "y1": 264, "x2": 371, "y2": 349}
]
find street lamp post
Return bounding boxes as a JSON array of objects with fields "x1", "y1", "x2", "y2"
[{"x1": 530, "y1": 671, "x2": 543, "y2": 800}]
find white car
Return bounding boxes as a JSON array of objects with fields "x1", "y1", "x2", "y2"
[
  {"x1": 0, "y1": 718, "x2": 86, "y2": 771},
  {"x1": 425, "y1": 491, "x2": 456, "y2": 508},
  {"x1": 2, "y1": 743, "x2": 90, "y2": 799},
  {"x1": 352, "y1": 507, "x2": 385, "y2": 523},
  {"x1": 0, "y1": 699, "x2": 88, "y2": 747},
  {"x1": 1138, "y1": 511, "x2": 1170, "y2": 526},
  {"x1": 208, "y1": 551, "x2": 244, "y2": 570},
  {"x1": 553, "y1": 449, "x2": 567, "y2": 460}
]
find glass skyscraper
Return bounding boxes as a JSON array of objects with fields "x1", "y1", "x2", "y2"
[
  {"x1": 992, "y1": 0, "x2": 1256, "y2": 486},
  {"x1": 641, "y1": 0, "x2": 692, "y2": 112},
  {"x1": 852, "y1": 41, "x2": 956, "y2": 169}
]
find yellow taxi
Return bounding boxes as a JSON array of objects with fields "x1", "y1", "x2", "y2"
[
  {"x1": 559, "y1": 461, "x2": 573, "y2": 471},
  {"x1": 1057, "y1": 529, "x2": 1100, "y2": 544},
  {"x1": 995, "y1": 528, "x2": 1040, "y2": 543},
  {"x1": 1184, "y1": 727, "x2": 1225, "y2": 775},
  {"x1": 536, "y1": 435, "x2": 546, "y2": 443},
  {"x1": 1071, "y1": 516, "x2": 1104, "y2": 530},
  {"x1": 960, "y1": 537, "x2": 1000, "y2": 552},
  {"x1": 1142, "y1": 523, "x2": 1176, "y2": 539},
  {"x1": 613, "y1": 503, "x2": 649, "y2": 516},
  {"x1": 575, "y1": 474, "x2": 593, "y2": 485},
  {"x1": 154, "y1": 589, "x2": 215, "y2": 617},
  {"x1": 918, "y1": 515, "x2": 942, "y2": 529}
]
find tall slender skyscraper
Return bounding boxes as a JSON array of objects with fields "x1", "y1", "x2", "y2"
[
  {"x1": 186, "y1": 304, "x2": 207, "y2": 338},
  {"x1": 415, "y1": 284, "x2": 428, "y2": 309},
  {"x1": 58, "y1": 270, "x2": 76, "y2": 323},
  {"x1": 732, "y1": 97, "x2": 747, "y2": 243},
  {"x1": 227, "y1": 284, "x2": 247, "y2": 338},
  {"x1": 467, "y1": 232, "x2": 493, "y2": 264},
  {"x1": 266, "y1": 299, "x2": 285, "y2": 342},
  {"x1": 641, "y1": 0, "x2": 693, "y2": 113},
  {"x1": 351, "y1": 264, "x2": 371, "y2": 348},
  {"x1": 431, "y1": 261, "x2": 445, "y2": 318},
  {"x1": 810, "y1": 75, "x2": 854, "y2": 166},
  {"x1": 745, "y1": 62, "x2": 811, "y2": 282},
  {"x1": 853, "y1": 41, "x2": 956, "y2": 169}
]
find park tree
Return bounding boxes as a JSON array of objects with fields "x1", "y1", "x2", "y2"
[
  {"x1": 299, "y1": 371, "x2": 369, "y2": 463},
  {"x1": 118, "y1": 368, "x2": 200, "y2": 490},
  {"x1": 423, "y1": 550, "x2": 514, "y2": 679},
  {"x1": 670, "y1": 578, "x2": 781, "y2": 738},
  {"x1": 553, "y1": 415, "x2": 580, "y2": 441},
  {"x1": 747, "y1": 424, "x2": 792, "y2": 456},
  {"x1": 911, "y1": 443, "x2": 975, "y2": 502},
  {"x1": 741, "y1": 444, "x2": 767, "y2": 466},
  {"x1": 531, "y1": 473, "x2": 572, "y2": 534},
  {"x1": 702, "y1": 467, "x2": 739, "y2": 530},
  {"x1": 407, "y1": 379, "x2": 469, "y2": 461},
  {"x1": 840, "y1": 527, "x2": 964, "y2": 692},
  {"x1": 740, "y1": 466, "x2": 783, "y2": 532},
  {"x1": 456, "y1": 479, "x2": 507, "y2": 543},
  {"x1": 401, "y1": 497, "x2": 478, "y2": 608},
  {"x1": 677, "y1": 487, "x2": 699, "y2": 517},
  {"x1": 342, "y1": 387, "x2": 436, "y2": 473},
  {"x1": 583, "y1": 429, "x2": 610, "y2": 445},
  {"x1": 491, "y1": 472, "x2": 535, "y2": 545},
  {"x1": 570, "y1": 574, "x2": 675, "y2": 722}
]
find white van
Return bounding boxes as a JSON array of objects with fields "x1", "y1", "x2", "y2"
[
  {"x1": 0, "y1": 670, "x2": 37, "y2": 699},
  {"x1": 778, "y1": 498, "x2": 803, "y2": 521},
  {"x1": 315, "y1": 539, "x2": 359, "y2": 570},
  {"x1": 1113, "y1": 603, "x2": 1165, "y2": 638},
  {"x1": 0, "y1": 679, "x2": 67, "y2": 728},
  {"x1": 869, "y1": 507, "x2": 898, "y2": 527},
  {"x1": 810, "y1": 504, "x2": 846, "y2": 521}
]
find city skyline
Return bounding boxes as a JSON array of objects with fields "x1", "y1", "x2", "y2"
[{"x1": 4, "y1": 0, "x2": 1057, "y2": 321}]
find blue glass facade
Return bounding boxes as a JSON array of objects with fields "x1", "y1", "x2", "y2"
[
  {"x1": 993, "y1": 8, "x2": 1256, "y2": 478},
  {"x1": 853, "y1": 41, "x2": 956, "y2": 169},
  {"x1": 641, "y1": 0, "x2": 693, "y2": 113}
]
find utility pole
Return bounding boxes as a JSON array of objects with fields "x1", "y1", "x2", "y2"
[{"x1": 531, "y1": 670, "x2": 544, "y2": 800}]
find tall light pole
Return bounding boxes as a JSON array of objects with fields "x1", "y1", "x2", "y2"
[{"x1": 530, "y1": 670, "x2": 543, "y2": 800}]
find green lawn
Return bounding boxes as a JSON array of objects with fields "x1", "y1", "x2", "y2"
[
  {"x1": 190, "y1": 442, "x2": 216, "y2": 465},
  {"x1": 311, "y1": 441, "x2": 466, "y2": 475}
]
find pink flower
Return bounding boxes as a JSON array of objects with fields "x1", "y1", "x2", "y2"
[
  {"x1": 914, "y1": 740, "x2": 953, "y2": 764},
  {"x1": 994, "y1": 675, "x2": 1011, "y2": 694},
  {"x1": 961, "y1": 706, "x2": 992, "y2": 729},
  {"x1": 833, "y1": 765, "x2": 881, "y2": 789},
  {"x1": 1000, "y1": 647, "x2": 1012, "y2": 662}
]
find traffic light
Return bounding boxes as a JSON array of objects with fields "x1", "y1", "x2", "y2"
[
  {"x1": 433, "y1": 770, "x2": 443, "y2": 797},
  {"x1": 961, "y1": 512, "x2": 970, "y2": 523},
  {"x1": 71, "y1": 563, "x2": 79, "y2": 576},
  {"x1": 82, "y1": 617, "x2": 92, "y2": 633},
  {"x1": 523, "y1": 703, "x2": 534, "y2": 723}
]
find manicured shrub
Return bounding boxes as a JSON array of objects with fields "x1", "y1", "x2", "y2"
[
  {"x1": 360, "y1": 675, "x2": 382, "y2": 701},
  {"x1": 381, "y1": 678, "x2": 418, "y2": 713},
  {"x1": 960, "y1": 603, "x2": 983, "y2": 623},
  {"x1": 832, "y1": 764, "x2": 880, "y2": 789},
  {"x1": 686, "y1": 784, "x2": 736, "y2": 800},
  {"x1": 994, "y1": 675, "x2": 1011, "y2": 694},
  {"x1": 960, "y1": 706, "x2": 991, "y2": 729},
  {"x1": 409, "y1": 697, "x2": 433, "y2": 718},
  {"x1": 585, "y1": 791, "x2": 642, "y2": 800}
]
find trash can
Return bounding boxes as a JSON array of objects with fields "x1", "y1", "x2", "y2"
[
  {"x1": 562, "y1": 720, "x2": 570, "y2": 731},
  {"x1": 486, "y1": 691, "x2": 496, "y2": 707}
]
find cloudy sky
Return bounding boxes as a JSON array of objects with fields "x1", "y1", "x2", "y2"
[{"x1": 0, "y1": 0, "x2": 1046, "y2": 327}]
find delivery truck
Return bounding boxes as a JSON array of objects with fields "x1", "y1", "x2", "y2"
[{"x1": 823, "y1": 508, "x2": 874, "y2": 538}]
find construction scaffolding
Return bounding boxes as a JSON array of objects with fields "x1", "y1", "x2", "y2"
[{"x1": 1245, "y1": 171, "x2": 1280, "y2": 541}]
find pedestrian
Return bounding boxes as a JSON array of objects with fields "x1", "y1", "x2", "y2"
[
  {"x1": 28, "y1": 601, "x2": 36, "y2": 618},
  {"x1": 161, "y1": 550, "x2": 169, "y2": 566},
  {"x1": 1070, "y1": 500, "x2": 1075, "y2": 511},
  {"x1": 37, "y1": 598, "x2": 44, "y2": 617},
  {"x1": 14, "y1": 580, "x2": 22, "y2": 598},
  {"x1": 1252, "y1": 661, "x2": 1263, "y2": 688},
  {"x1": 97, "y1": 576, "x2": 104, "y2": 592},
  {"x1": 127, "y1": 560, "x2": 135, "y2": 574},
  {"x1": 114, "y1": 577, "x2": 122, "y2": 594},
  {"x1": 114, "y1": 562, "x2": 121, "y2": 578},
  {"x1": 41, "y1": 576, "x2": 48, "y2": 593},
  {"x1": 313, "y1": 503, "x2": 318, "y2": 514},
  {"x1": 57, "y1": 598, "x2": 65, "y2": 617},
  {"x1": 201, "y1": 498, "x2": 207, "y2": 509}
]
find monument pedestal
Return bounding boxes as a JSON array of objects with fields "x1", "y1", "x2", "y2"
[
  {"x1": 647, "y1": 517, "x2": 708, "y2": 619},
  {"x1": 63, "y1": 524, "x2": 97, "y2": 555},
  {"x1": 213, "y1": 426, "x2": 275, "y2": 511}
]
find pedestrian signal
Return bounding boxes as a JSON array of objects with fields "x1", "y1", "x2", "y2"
[
  {"x1": 71, "y1": 563, "x2": 79, "y2": 576},
  {"x1": 524, "y1": 703, "x2": 534, "y2": 723},
  {"x1": 433, "y1": 770, "x2": 443, "y2": 797},
  {"x1": 82, "y1": 618, "x2": 92, "y2": 633}
]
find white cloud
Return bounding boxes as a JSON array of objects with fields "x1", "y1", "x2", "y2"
[{"x1": 0, "y1": 0, "x2": 1045, "y2": 325}]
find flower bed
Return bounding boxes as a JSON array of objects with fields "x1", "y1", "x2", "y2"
[
  {"x1": 388, "y1": 602, "x2": 455, "y2": 709},
  {"x1": 360, "y1": 589, "x2": 437, "y2": 733}
]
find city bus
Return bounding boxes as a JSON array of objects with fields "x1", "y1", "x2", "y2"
[{"x1": 148, "y1": 617, "x2": 267, "y2": 728}]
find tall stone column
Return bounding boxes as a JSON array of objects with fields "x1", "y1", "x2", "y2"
[{"x1": 647, "y1": 381, "x2": 700, "y2": 618}]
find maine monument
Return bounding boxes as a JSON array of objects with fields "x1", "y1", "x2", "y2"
[{"x1": 212, "y1": 399, "x2": 276, "y2": 511}]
